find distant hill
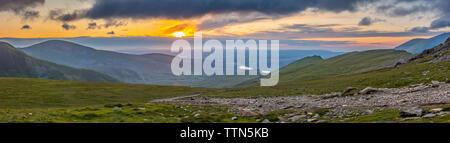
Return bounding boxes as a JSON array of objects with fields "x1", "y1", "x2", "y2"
[
  {"x1": 0, "y1": 42, "x2": 117, "y2": 82},
  {"x1": 395, "y1": 33, "x2": 450, "y2": 54},
  {"x1": 20, "y1": 40, "x2": 344, "y2": 88},
  {"x1": 279, "y1": 49, "x2": 411, "y2": 82},
  {"x1": 208, "y1": 46, "x2": 449, "y2": 98}
]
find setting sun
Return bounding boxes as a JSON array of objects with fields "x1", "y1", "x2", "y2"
[{"x1": 172, "y1": 32, "x2": 186, "y2": 38}]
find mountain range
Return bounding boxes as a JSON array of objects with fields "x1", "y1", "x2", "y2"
[
  {"x1": 395, "y1": 33, "x2": 450, "y2": 54},
  {"x1": 0, "y1": 42, "x2": 117, "y2": 82},
  {"x1": 18, "y1": 40, "x2": 343, "y2": 87}
]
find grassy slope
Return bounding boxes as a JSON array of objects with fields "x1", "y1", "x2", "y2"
[
  {"x1": 203, "y1": 49, "x2": 423, "y2": 98},
  {"x1": 0, "y1": 78, "x2": 205, "y2": 109}
]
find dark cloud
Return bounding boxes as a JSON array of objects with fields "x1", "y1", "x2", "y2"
[
  {"x1": 21, "y1": 25, "x2": 31, "y2": 30},
  {"x1": 409, "y1": 26, "x2": 429, "y2": 33},
  {"x1": 49, "y1": 9, "x2": 85, "y2": 22},
  {"x1": 0, "y1": 0, "x2": 44, "y2": 20},
  {"x1": 84, "y1": 0, "x2": 379, "y2": 19},
  {"x1": 86, "y1": 20, "x2": 127, "y2": 30},
  {"x1": 87, "y1": 22, "x2": 97, "y2": 29},
  {"x1": 107, "y1": 31, "x2": 115, "y2": 35},
  {"x1": 0, "y1": 0, "x2": 45, "y2": 12},
  {"x1": 62, "y1": 23, "x2": 76, "y2": 30},
  {"x1": 430, "y1": 16, "x2": 450, "y2": 30},
  {"x1": 22, "y1": 10, "x2": 40, "y2": 20},
  {"x1": 358, "y1": 17, "x2": 384, "y2": 26}
]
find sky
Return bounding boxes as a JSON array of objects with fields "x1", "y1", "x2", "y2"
[{"x1": 1, "y1": 0, "x2": 450, "y2": 52}]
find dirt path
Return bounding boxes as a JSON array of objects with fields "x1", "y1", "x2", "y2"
[{"x1": 159, "y1": 82, "x2": 450, "y2": 112}]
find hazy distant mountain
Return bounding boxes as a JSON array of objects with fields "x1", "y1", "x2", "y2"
[
  {"x1": 21, "y1": 40, "x2": 178, "y2": 84},
  {"x1": 395, "y1": 33, "x2": 450, "y2": 54},
  {"x1": 19, "y1": 40, "x2": 344, "y2": 87},
  {"x1": 0, "y1": 42, "x2": 117, "y2": 82}
]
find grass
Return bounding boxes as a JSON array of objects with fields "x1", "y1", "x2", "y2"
[
  {"x1": 0, "y1": 103, "x2": 284, "y2": 123},
  {"x1": 202, "y1": 59, "x2": 449, "y2": 98},
  {"x1": 0, "y1": 78, "x2": 206, "y2": 109},
  {"x1": 331, "y1": 105, "x2": 450, "y2": 123}
]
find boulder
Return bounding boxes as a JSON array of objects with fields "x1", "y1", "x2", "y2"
[
  {"x1": 321, "y1": 92, "x2": 341, "y2": 99},
  {"x1": 430, "y1": 108, "x2": 443, "y2": 113},
  {"x1": 422, "y1": 114, "x2": 436, "y2": 118},
  {"x1": 399, "y1": 107, "x2": 428, "y2": 117},
  {"x1": 242, "y1": 109, "x2": 258, "y2": 117},
  {"x1": 289, "y1": 115, "x2": 307, "y2": 122},
  {"x1": 431, "y1": 81, "x2": 441, "y2": 87},
  {"x1": 342, "y1": 87, "x2": 360, "y2": 96},
  {"x1": 359, "y1": 87, "x2": 379, "y2": 95},
  {"x1": 231, "y1": 117, "x2": 238, "y2": 120},
  {"x1": 261, "y1": 119, "x2": 272, "y2": 123}
]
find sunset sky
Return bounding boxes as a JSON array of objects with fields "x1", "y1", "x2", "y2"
[{"x1": 2, "y1": 0, "x2": 450, "y2": 52}]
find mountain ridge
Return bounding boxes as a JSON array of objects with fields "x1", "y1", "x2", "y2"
[
  {"x1": 0, "y1": 41, "x2": 118, "y2": 82},
  {"x1": 395, "y1": 33, "x2": 450, "y2": 54}
]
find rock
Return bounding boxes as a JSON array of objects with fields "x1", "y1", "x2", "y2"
[
  {"x1": 359, "y1": 87, "x2": 379, "y2": 95},
  {"x1": 312, "y1": 114, "x2": 320, "y2": 119},
  {"x1": 423, "y1": 114, "x2": 436, "y2": 118},
  {"x1": 307, "y1": 119, "x2": 317, "y2": 122},
  {"x1": 242, "y1": 109, "x2": 258, "y2": 117},
  {"x1": 400, "y1": 117, "x2": 421, "y2": 121},
  {"x1": 431, "y1": 81, "x2": 441, "y2": 87},
  {"x1": 136, "y1": 107, "x2": 145, "y2": 110},
  {"x1": 261, "y1": 119, "x2": 272, "y2": 123},
  {"x1": 399, "y1": 107, "x2": 428, "y2": 117},
  {"x1": 194, "y1": 114, "x2": 200, "y2": 118},
  {"x1": 316, "y1": 120, "x2": 327, "y2": 123},
  {"x1": 342, "y1": 87, "x2": 359, "y2": 96},
  {"x1": 430, "y1": 108, "x2": 443, "y2": 113},
  {"x1": 437, "y1": 111, "x2": 450, "y2": 116},
  {"x1": 289, "y1": 115, "x2": 307, "y2": 122},
  {"x1": 259, "y1": 111, "x2": 269, "y2": 116},
  {"x1": 322, "y1": 92, "x2": 341, "y2": 99},
  {"x1": 278, "y1": 116, "x2": 288, "y2": 122},
  {"x1": 363, "y1": 110, "x2": 374, "y2": 115},
  {"x1": 231, "y1": 117, "x2": 238, "y2": 120},
  {"x1": 374, "y1": 121, "x2": 399, "y2": 123}
]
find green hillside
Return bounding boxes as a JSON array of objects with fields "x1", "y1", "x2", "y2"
[
  {"x1": 201, "y1": 49, "x2": 449, "y2": 98},
  {"x1": 0, "y1": 42, "x2": 117, "y2": 82},
  {"x1": 0, "y1": 78, "x2": 204, "y2": 109}
]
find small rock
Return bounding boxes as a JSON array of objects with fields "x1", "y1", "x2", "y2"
[
  {"x1": 342, "y1": 87, "x2": 359, "y2": 96},
  {"x1": 359, "y1": 87, "x2": 379, "y2": 95},
  {"x1": 312, "y1": 114, "x2": 320, "y2": 119},
  {"x1": 278, "y1": 116, "x2": 288, "y2": 122},
  {"x1": 423, "y1": 114, "x2": 436, "y2": 118},
  {"x1": 316, "y1": 120, "x2": 327, "y2": 123},
  {"x1": 399, "y1": 107, "x2": 428, "y2": 117},
  {"x1": 261, "y1": 119, "x2": 272, "y2": 123},
  {"x1": 363, "y1": 110, "x2": 374, "y2": 115},
  {"x1": 136, "y1": 107, "x2": 146, "y2": 110},
  {"x1": 194, "y1": 114, "x2": 200, "y2": 118},
  {"x1": 374, "y1": 121, "x2": 399, "y2": 123},
  {"x1": 307, "y1": 119, "x2": 317, "y2": 122},
  {"x1": 289, "y1": 115, "x2": 307, "y2": 122},
  {"x1": 242, "y1": 109, "x2": 258, "y2": 117},
  {"x1": 430, "y1": 108, "x2": 443, "y2": 113},
  {"x1": 400, "y1": 117, "x2": 421, "y2": 121},
  {"x1": 231, "y1": 117, "x2": 238, "y2": 120},
  {"x1": 431, "y1": 81, "x2": 441, "y2": 87}
]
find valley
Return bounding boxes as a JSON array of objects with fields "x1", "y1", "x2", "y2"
[{"x1": 0, "y1": 34, "x2": 449, "y2": 123}]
